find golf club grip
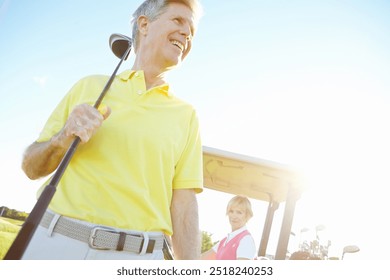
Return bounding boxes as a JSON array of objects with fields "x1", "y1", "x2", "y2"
[{"x1": 3, "y1": 183, "x2": 56, "y2": 259}]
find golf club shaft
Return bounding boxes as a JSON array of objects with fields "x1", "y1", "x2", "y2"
[{"x1": 4, "y1": 44, "x2": 131, "y2": 260}]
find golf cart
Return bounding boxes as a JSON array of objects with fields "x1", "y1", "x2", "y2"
[{"x1": 202, "y1": 146, "x2": 305, "y2": 260}]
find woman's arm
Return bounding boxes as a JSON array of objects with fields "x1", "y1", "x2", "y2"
[{"x1": 200, "y1": 248, "x2": 216, "y2": 260}]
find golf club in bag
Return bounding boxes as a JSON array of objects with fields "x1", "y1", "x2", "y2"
[{"x1": 4, "y1": 34, "x2": 132, "y2": 260}]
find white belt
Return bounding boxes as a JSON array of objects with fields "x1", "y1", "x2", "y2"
[{"x1": 40, "y1": 211, "x2": 163, "y2": 254}]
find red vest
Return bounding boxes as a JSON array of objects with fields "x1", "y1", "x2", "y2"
[{"x1": 216, "y1": 230, "x2": 250, "y2": 260}]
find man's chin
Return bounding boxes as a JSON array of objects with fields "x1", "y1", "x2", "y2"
[{"x1": 166, "y1": 59, "x2": 182, "y2": 70}]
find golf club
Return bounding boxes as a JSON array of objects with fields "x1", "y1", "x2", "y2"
[
  {"x1": 342, "y1": 245, "x2": 360, "y2": 260},
  {"x1": 4, "y1": 33, "x2": 132, "y2": 260}
]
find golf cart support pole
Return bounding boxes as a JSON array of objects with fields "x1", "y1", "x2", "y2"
[
  {"x1": 4, "y1": 35, "x2": 132, "y2": 260},
  {"x1": 274, "y1": 184, "x2": 301, "y2": 260},
  {"x1": 258, "y1": 198, "x2": 279, "y2": 257}
]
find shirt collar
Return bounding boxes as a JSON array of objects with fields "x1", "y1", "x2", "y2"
[
  {"x1": 227, "y1": 226, "x2": 248, "y2": 239},
  {"x1": 222, "y1": 226, "x2": 248, "y2": 246},
  {"x1": 118, "y1": 70, "x2": 171, "y2": 96}
]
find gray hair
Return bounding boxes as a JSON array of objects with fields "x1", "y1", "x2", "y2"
[{"x1": 131, "y1": 0, "x2": 202, "y2": 51}]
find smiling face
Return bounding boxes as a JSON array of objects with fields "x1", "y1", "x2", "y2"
[{"x1": 136, "y1": 2, "x2": 195, "y2": 70}]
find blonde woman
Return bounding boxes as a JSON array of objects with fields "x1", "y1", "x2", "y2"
[{"x1": 202, "y1": 195, "x2": 257, "y2": 260}]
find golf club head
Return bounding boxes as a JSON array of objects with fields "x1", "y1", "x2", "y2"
[{"x1": 109, "y1": 33, "x2": 132, "y2": 60}]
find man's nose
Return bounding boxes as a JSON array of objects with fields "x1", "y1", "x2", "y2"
[{"x1": 180, "y1": 24, "x2": 192, "y2": 41}]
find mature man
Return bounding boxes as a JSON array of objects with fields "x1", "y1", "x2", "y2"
[{"x1": 20, "y1": 0, "x2": 203, "y2": 260}]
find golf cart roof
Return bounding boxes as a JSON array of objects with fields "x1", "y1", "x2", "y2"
[{"x1": 203, "y1": 146, "x2": 304, "y2": 203}]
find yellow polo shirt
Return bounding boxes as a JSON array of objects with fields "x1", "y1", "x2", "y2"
[{"x1": 36, "y1": 70, "x2": 203, "y2": 235}]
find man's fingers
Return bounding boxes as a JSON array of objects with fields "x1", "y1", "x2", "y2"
[
  {"x1": 64, "y1": 103, "x2": 108, "y2": 143},
  {"x1": 97, "y1": 104, "x2": 111, "y2": 120}
]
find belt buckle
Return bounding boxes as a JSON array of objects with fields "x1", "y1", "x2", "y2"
[
  {"x1": 89, "y1": 226, "x2": 117, "y2": 250},
  {"x1": 89, "y1": 226, "x2": 155, "y2": 254}
]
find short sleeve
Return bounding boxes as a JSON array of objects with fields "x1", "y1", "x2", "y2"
[{"x1": 172, "y1": 109, "x2": 203, "y2": 193}]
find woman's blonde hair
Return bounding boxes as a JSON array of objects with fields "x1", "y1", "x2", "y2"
[{"x1": 226, "y1": 195, "x2": 253, "y2": 221}]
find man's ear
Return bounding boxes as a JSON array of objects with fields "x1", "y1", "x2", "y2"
[{"x1": 137, "y1": 16, "x2": 149, "y2": 36}]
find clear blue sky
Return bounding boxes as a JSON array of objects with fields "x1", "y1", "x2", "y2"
[{"x1": 1, "y1": 0, "x2": 390, "y2": 259}]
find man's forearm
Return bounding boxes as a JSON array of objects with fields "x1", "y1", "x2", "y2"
[
  {"x1": 22, "y1": 103, "x2": 108, "y2": 180},
  {"x1": 22, "y1": 137, "x2": 68, "y2": 180},
  {"x1": 171, "y1": 189, "x2": 201, "y2": 260}
]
